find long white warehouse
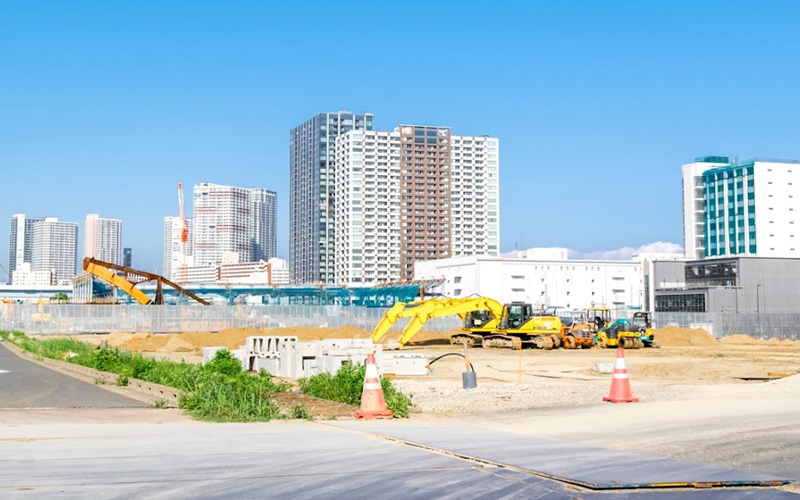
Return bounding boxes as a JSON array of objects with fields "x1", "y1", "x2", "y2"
[{"x1": 415, "y1": 249, "x2": 675, "y2": 310}]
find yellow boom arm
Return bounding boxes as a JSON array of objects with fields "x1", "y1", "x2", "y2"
[
  {"x1": 372, "y1": 297, "x2": 506, "y2": 346},
  {"x1": 83, "y1": 259, "x2": 153, "y2": 305}
]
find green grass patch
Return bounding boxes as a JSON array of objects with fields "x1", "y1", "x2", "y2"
[
  {"x1": 1, "y1": 331, "x2": 290, "y2": 422},
  {"x1": 299, "y1": 362, "x2": 411, "y2": 418}
]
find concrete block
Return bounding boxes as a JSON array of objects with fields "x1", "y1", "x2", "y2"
[
  {"x1": 254, "y1": 356, "x2": 280, "y2": 374},
  {"x1": 593, "y1": 363, "x2": 614, "y2": 374},
  {"x1": 383, "y1": 353, "x2": 428, "y2": 376}
]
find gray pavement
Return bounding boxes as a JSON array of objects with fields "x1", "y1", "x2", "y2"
[
  {"x1": 0, "y1": 341, "x2": 147, "y2": 408},
  {"x1": 1, "y1": 420, "x2": 797, "y2": 499}
]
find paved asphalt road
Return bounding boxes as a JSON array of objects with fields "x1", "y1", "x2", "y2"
[
  {"x1": 0, "y1": 341, "x2": 146, "y2": 409},
  {"x1": 1, "y1": 421, "x2": 797, "y2": 500}
]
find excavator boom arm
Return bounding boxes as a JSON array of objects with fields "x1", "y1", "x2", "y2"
[{"x1": 83, "y1": 259, "x2": 153, "y2": 305}]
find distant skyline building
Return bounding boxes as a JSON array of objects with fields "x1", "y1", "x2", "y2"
[
  {"x1": 84, "y1": 213, "x2": 122, "y2": 265},
  {"x1": 192, "y1": 183, "x2": 277, "y2": 269},
  {"x1": 123, "y1": 248, "x2": 132, "y2": 268},
  {"x1": 333, "y1": 125, "x2": 500, "y2": 285},
  {"x1": 682, "y1": 156, "x2": 800, "y2": 259},
  {"x1": 164, "y1": 216, "x2": 193, "y2": 282},
  {"x1": 8, "y1": 214, "x2": 43, "y2": 283},
  {"x1": 249, "y1": 189, "x2": 277, "y2": 262},
  {"x1": 31, "y1": 217, "x2": 78, "y2": 285},
  {"x1": 290, "y1": 111, "x2": 373, "y2": 284}
]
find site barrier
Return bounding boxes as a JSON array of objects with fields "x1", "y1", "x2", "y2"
[
  {"x1": 1, "y1": 303, "x2": 794, "y2": 340},
  {"x1": 0, "y1": 303, "x2": 463, "y2": 336},
  {"x1": 652, "y1": 312, "x2": 800, "y2": 340}
]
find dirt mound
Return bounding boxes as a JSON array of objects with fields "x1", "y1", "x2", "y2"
[
  {"x1": 719, "y1": 334, "x2": 762, "y2": 345},
  {"x1": 157, "y1": 336, "x2": 195, "y2": 353},
  {"x1": 105, "y1": 332, "x2": 135, "y2": 347},
  {"x1": 655, "y1": 326, "x2": 717, "y2": 347}
]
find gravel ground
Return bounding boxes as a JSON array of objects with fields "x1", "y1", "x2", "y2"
[
  {"x1": 394, "y1": 379, "x2": 692, "y2": 415},
  {"x1": 393, "y1": 373, "x2": 800, "y2": 416}
]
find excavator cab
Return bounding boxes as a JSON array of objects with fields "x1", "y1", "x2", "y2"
[
  {"x1": 499, "y1": 303, "x2": 533, "y2": 330},
  {"x1": 464, "y1": 309, "x2": 493, "y2": 329},
  {"x1": 586, "y1": 307, "x2": 613, "y2": 333}
]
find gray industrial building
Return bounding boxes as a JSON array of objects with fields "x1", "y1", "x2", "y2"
[{"x1": 653, "y1": 257, "x2": 800, "y2": 314}]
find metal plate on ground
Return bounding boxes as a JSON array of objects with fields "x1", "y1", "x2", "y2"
[{"x1": 332, "y1": 422, "x2": 791, "y2": 490}]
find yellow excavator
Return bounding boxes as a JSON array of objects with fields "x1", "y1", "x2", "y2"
[
  {"x1": 82, "y1": 258, "x2": 210, "y2": 305},
  {"x1": 372, "y1": 297, "x2": 565, "y2": 349}
]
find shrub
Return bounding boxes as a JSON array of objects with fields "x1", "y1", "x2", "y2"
[{"x1": 299, "y1": 362, "x2": 411, "y2": 418}]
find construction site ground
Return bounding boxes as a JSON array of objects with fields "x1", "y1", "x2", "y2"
[
  {"x1": 4, "y1": 326, "x2": 800, "y2": 497},
  {"x1": 70, "y1": 325, "x2": 800, "y2": 416}
]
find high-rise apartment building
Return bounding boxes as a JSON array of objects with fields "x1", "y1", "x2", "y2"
[
  {"x1": 334, "y1": 129, "x2": 402, "y2": 284},
  {"x1": 8, "y1": 214, "x2": 42, "y2": 283},
  {"x1": 333, "y1": 126, "x2": 500, "y2": 285},
  {"x1": 192, "y1": 183, "x2": 277, "y2": 269},
  {"x1": 123, "y1": 248, "x2": 132, "y2": 267},
  {"x1": 682, "y1": 156, "x2": 800, "y2": 259},
  {"x1": 682, "y1": 156, "x2": 733, "y2": 259},
  {"x1": 249, "y1": 189, "x2": 277, "y2": 262},
  {"x1": 84, "y1": 213, "x2": 122, "y2": 265},
  {"x1": 31, "y1": 217, "x2": 78, "y2": 285},
  {"x1": 290, "y1": 111, "x2": 373, "y2": 283},
  {"x1": 164, "y1": 216, "x2": 193, "y2": 282}
]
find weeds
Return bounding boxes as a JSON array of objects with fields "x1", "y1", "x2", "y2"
[
  {"x1": 0, "y1": 332, "x2": 290, "y2": 422},
  {"x1": 299, "y1": 362, "x2": 412, "y2": 418},
  {"x1": 151, "y1": 398, "x2": 169, "y2": 409},
  {"x1": 289, "y1": 403, "x2": 313, "y2": 420}
]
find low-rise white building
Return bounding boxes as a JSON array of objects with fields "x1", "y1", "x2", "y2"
[
  {"x1": 11, "y1": 263, "x2": 55, "y2": 287},
  {"x1": 415, "y1": 250, "x2": 651, "y2": 310}
]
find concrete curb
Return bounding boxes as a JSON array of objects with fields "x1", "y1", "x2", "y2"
[{"x1": 2, "y1": 340, "x2": 181, "y2": 407}]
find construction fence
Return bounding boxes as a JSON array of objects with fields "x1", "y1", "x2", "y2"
[
  {"x1": 1, "y1": 303, "x2": 796, "y2": 340},
  {"x1": 652, "y1": 312, "x2": 800, "y2": 340},
  {"x1": 0, "y1": 304, "x2": 463, "y2": 336}
]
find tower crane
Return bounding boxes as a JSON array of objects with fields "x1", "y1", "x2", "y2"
[{"x1": 177, "y1": 183, "x2": 189, "y2": 284}]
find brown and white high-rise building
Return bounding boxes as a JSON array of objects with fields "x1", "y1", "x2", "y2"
[{"x1": 333, "y1": 124, "x2": 499, "y2": 285}]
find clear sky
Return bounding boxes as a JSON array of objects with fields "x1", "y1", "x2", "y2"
[{"x1": 2, "y1": 1, "x2": 799, "y2": 278}]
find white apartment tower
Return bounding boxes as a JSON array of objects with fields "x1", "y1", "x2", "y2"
[
  {"x1": 163, "y1": 216, "x2": 193, "y2": 282},
  {"x1": 450, "y1": 134, "x2": 500, "y2": 257},
  {"x1": 683, "y1": 156, "x2": 800, "y2": 259},
  {"x1": 334, "y1": 126, "x2": 500, "y2": 285},
  {"x1": 334, "y1": 130, "x2": 402, "y2": 284},
  {"x1": 31, "y1": 217, "x2": 78, "y2": 285},
  {"x1": 192, "y1": 183, "x2": 277, "y2": 269},
  {"x1": 682, "y1": 156, "x2": 732, "y2": 259},
  {"x1": 8, "y1": 214, "x2": 43, "y2": 283},
  {"x1": 84, "y1": 213, "x2": 122, "y2": 265}
]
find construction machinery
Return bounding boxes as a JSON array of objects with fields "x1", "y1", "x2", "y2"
[
  {"x1": 176, "y1": 183, "x2": 189, "y2": 284},
  {"x1": 372, "y1": 297, "x2": 566, "y2": 349},
  {"x1": 632, "y1": 311, "x2": 659, "y2": 348},
  {"x1": 563, "y1": 307, "x2": 614, "y2": 349},
  {"x1": 596, "y1": 317, "x2": 646, "y2": 348},
  {"x1": 82, "y1": 257, "x2": 210, "y2": 306}
]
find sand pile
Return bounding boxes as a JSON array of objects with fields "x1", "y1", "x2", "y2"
[
  {"x1": 719, "y1": 334, "x2": 761, "y2": 345},
  {"x1": 157, "y1": 336, "x2": 195, "y2": 353},
  {"x1": 719, "y1": 334, "x2": 800, "y2": 345},
  {"x1": 654, "y1": 326, "x2": 717, "y2": 347}
]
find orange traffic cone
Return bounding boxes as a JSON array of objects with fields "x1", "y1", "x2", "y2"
[
  {"x1": 603, "y1": 347, "x2": 639, "y2": 403},
  {"x1": 354, "y1": 353, "x2": 394, "y2": 419}
]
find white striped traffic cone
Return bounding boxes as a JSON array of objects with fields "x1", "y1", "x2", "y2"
[
  {"x1": 354, "y1": 353, "x2": 394, "y2": 419},
  {"x1": 603, "y1": 347, "x2": 639, "y2": 403}
]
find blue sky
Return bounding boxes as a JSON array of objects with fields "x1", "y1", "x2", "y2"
[{"x1": 2, "y1": 1, "x2": 799, "y2": 278}]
